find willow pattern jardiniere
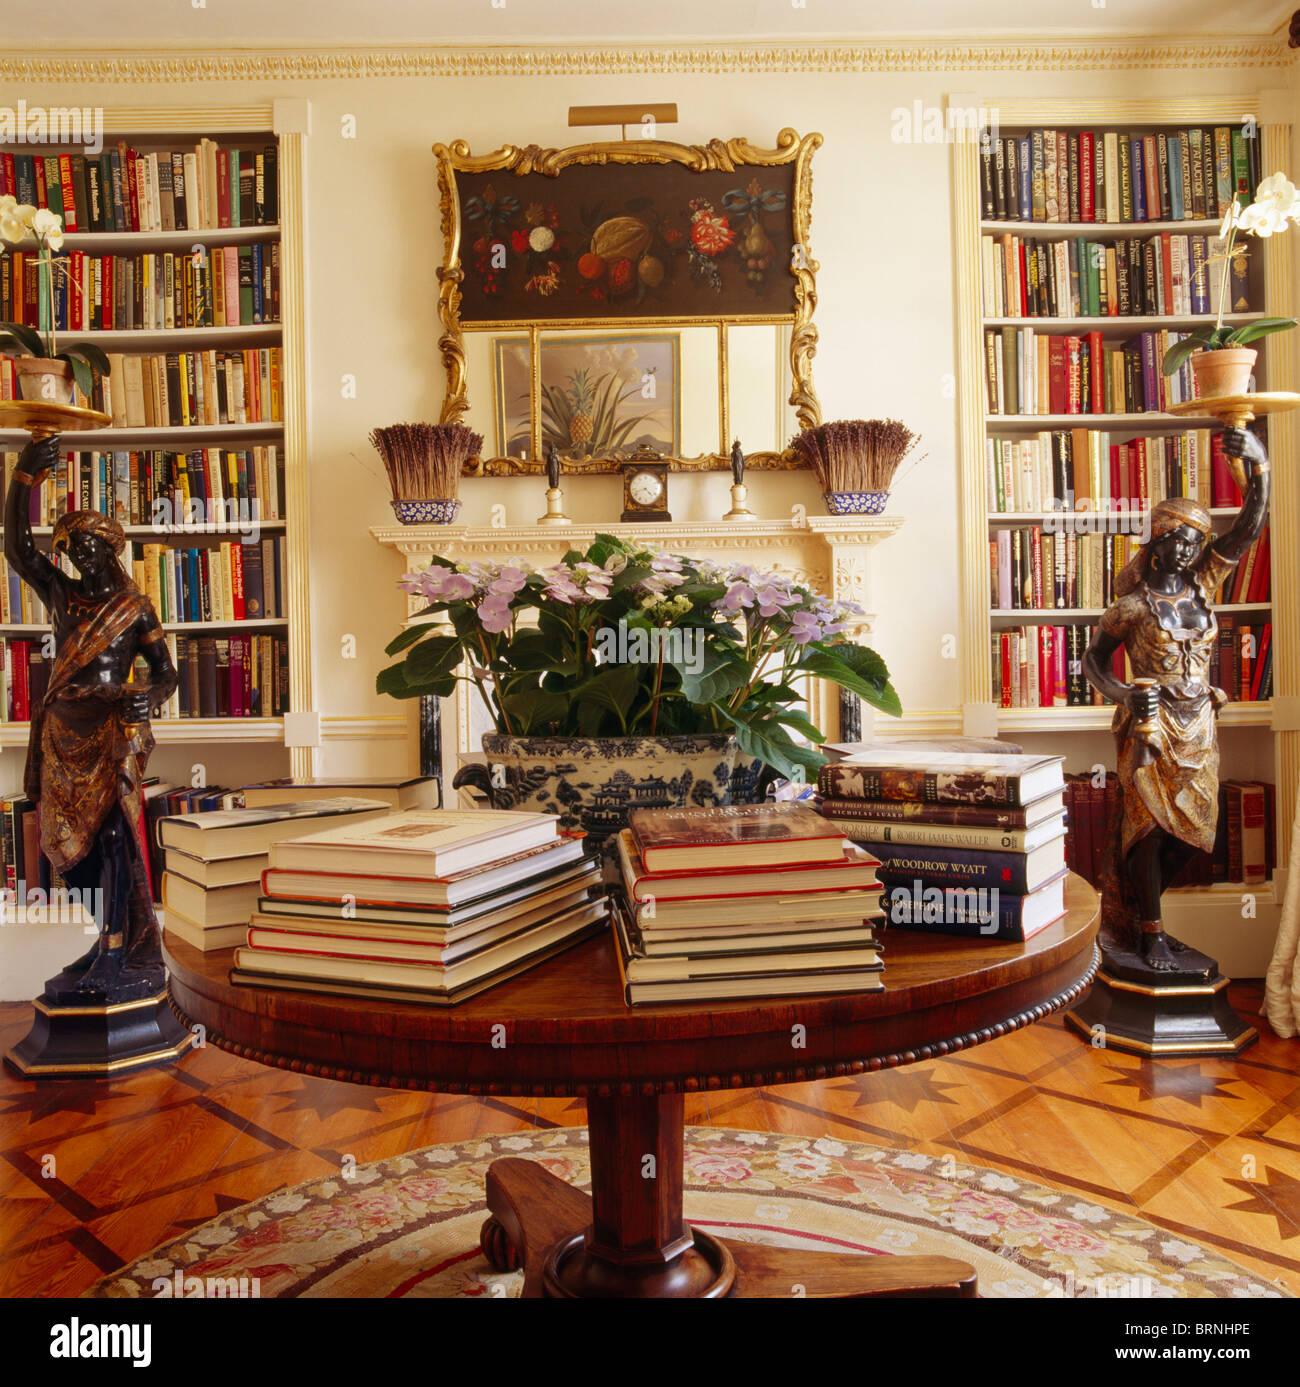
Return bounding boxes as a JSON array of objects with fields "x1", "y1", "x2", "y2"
[{"x1": 452, "y1": 731, "x2": 770, "y2": 847}]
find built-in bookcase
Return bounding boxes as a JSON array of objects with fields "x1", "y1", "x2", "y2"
[
  {"x1": 952, "y1": 94, "x2": 1298, "y2": 891},
  {"x1": 0, "y1": 105, "x2": 313, "y2": 772}
]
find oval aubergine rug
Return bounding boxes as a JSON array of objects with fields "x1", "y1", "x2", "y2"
[{"x1": 89, "y1": 1128, "x2": 1288, "y2": 1299}]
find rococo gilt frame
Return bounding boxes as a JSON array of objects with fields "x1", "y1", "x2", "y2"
[{"x1": 433, "y1": 127, "x2": 822, "y2": 474}]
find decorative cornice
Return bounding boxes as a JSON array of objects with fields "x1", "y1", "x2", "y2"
[{"x1": 1, "y1": 37, "x2": 1294, "y2": 84}]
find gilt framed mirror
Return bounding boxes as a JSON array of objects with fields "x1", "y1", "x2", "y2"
[{"x1": 433, "y1": 127, "x2": 822, "y2": 473}]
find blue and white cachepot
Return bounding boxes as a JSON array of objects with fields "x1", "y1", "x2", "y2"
[
  {"x1": 822, "y1": 490, "x2": 889, "y2": 516},
  {"x1": 391, "y1": 498, "x2": 462, "y2": 524},
  {"x1": 453, "y1": 733, "x2": 769, "y2": 848}
]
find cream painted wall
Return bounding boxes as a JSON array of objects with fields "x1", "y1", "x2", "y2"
[{"x1": 4, "y1": 59, "x2": 1290, "y2": 782}]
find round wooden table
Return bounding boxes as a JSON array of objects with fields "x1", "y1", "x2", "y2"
[{"x1": 165, "y1": 874, "x2": 1099, "y2": 1299}]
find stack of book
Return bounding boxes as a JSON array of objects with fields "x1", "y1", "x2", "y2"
[
  {"x1": 815, "y1": 750, "x2": 1069, "y2": 942},
  {"x1": 160, "y1": 797, "x2": 392, "y2": 951},
  {"x1": 232, "y1": 809, "x2": 606, "y2": 1005},
  {"x1": 610, "y1": 804, "x2": 884, "y2": 1005}
]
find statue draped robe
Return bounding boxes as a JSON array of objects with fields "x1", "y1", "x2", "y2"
[{"x1": 24, "y1": 582, "x2": 160, "y2": 966}]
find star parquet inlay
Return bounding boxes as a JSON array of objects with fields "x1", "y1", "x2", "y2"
[{"x1": 1, "y1": 980, "x2": 1298, "y2": 1296}]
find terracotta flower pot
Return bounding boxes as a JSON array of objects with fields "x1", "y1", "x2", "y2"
[
  {"x1": 14, "y1": 357, "x2": 75, "y2": 406},
  {"x1": 1191, "y1": 347, "x2": 1256, "y2": 400}
]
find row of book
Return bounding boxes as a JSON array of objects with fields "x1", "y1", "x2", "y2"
[
  {"x1": 981, "y1": 231, "x2": 1247, "y2": 322},
  {"x1": 0, "y1": 244, "x2": 280, "y2": 332},
  {"x1": 1063, "y1": 774, "x2": 1276, "y2": 889},
  {"x1": 2, "y1": 446, "x2": 285, "y2": 528},
  {"x1": 611, "y1": 806, "x2": 883, "y2": 1004},
  {"x1": 0, "y1": 141, "x2": 279, "y2": 233},
  {"x1": 991, "y1": 527, "x2": 1137, "y2": 611},
  {"x1": 0, "y1": 630, "x2": 291, "y2": 722},
  {"x1": 992, "y1": 617, "x2": 1274, "y2": 709},
  {"x1": 0, "y1": 534, "x2": 288, "y2": 627},
  {"x1": 989, "y1": 525, "x2": 1270, "y2": 612},
  {"x1": 0, "y1": 350, "x2": 283, "y2": 430},
  {"x1": 986, "y1": 429, "x2": 1247, "y2": 514},
  {"x1": 986, "y1": 328, "x2": 1202, "y2": 417},
  {"x1": 815, "y1": 745, "x2": 1071, "y2": 941},
  {"x1": 98, "y1": 350, "x2": 282, "y2": 429},
  {"x1": 169, "y1": 633, "x2": 290, "y2": 719},
  {"x1": 979, "y1": 127, "x2": 1257, "y2": 225},
  {"x1": 129, "y1": 537, "x2": 288, "y2": 624}
]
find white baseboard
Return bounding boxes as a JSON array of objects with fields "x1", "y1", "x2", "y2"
[{"x1": 1161, "y1": 883, "x2": 1280, "y2": 979}]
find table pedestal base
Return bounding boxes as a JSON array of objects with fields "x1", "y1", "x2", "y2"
[{"x1": 481, "y1": 1092, "x2": 978, "y2": 1299}]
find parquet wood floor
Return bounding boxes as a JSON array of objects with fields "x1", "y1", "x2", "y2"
[{"x1": 2, "y1": 981, "x2": 1297, "y2": 1298}]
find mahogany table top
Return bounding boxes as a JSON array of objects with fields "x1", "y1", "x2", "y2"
[{"x1": 165, "y1": 874, "x2": 1099, "y2": 1099}]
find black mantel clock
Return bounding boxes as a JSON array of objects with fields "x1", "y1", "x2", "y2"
[{"x1": 620, "y1": 461, "x2": 671, "y2": 523}]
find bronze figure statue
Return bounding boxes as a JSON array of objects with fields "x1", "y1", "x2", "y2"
[
  {"x1": 1083, "y1": 427, "x2": 1270, "y2": 973},
  {"x1": 546, "y1": 442, "x2": 561, "y2": 492},
  {"x1": 731, "y1": 438, "x2": 745, "y2": 486},
  {"x1": 5, "y1": 435, "x2": 178, "y2": 1002}
]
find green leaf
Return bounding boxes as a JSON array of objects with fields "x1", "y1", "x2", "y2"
[
  {"x1": 0, "y1": 322, "x2": 44, "y2": 356},
  {"x1": 499, "y1": 687, "x2": 570, "y2": 734},
  {"x1": 384, "y1": 623, "x2": 436, "y2": 656},
  {"x1": 770, "y1": 707, "x2": 826, "y2": 742},
  {"x1": 376, "y1": 663, "x2": 454, "y2": 700},
  {"x1": 1225, "y1": 317, "x2": 1297, "y2": 347},
  {"x1": 801, "y1": 643, "x2": 903, "y2": 719},
  {"x1": 1160, "y1": 332, "x2": 1212, "y2": 376},
  {"x1": 571, "y1": 661, "x2": 642, "y2": 733},
  {"x1": 671, "y1": 646, "x2": 749, "y2": 706},
  {"x1": 717, "y1": 708, "x2": 826, "y2": 782},
  {"x1": 60, "y1": 341, "x2": 112, "y2": 377},
  {"x1": 405, "y1": 634, "x2": 462, "y2": 681},
  {"x1": 66, "y1": 355, "x2": 94, "y2": 400}
]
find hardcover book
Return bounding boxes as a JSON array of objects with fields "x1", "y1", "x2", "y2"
[
  {"x1": 628, "y1": 803, "x2": 845, "y2": 871},
  {"x1": 818, "y1": 752, "x2": 1065, "y2": 807},
  {"x1": 267, "y1": 809, "x2": 560, "y2": 880}
]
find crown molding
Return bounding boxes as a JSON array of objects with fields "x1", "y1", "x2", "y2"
[{"x1": 0, "y1": 36, "x2": 1294, "y2": 83}]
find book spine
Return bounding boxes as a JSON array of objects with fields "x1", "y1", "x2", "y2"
[
  {"x1": 870, "y1": 841, "x2": 1036, "y2": 892},
  {"x1": 882, "y1": 883, "x2": 1033, "y2": 941},
  {"x1": 824, "y1": 817, "x2": 1033, "y2": 851}
]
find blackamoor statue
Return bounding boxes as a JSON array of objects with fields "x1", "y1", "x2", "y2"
[
  {"x1": 5, "y1": 434, "x2": 178, "y2": 1004},
  {"x1": 1082, "y1": 427, "x2": 1270, "y2": 975}
]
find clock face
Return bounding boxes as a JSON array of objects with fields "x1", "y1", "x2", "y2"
[{"x1": 628, "y1": 470, "x2": 664, "y2": 506}]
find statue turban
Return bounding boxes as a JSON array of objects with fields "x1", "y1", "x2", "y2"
[{"x1": 51, "y1": 510, "x2": 127, "y2": 556}]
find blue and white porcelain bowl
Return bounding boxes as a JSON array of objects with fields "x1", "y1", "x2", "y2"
[
  {"x1": 391, "y1": 498, "x2": 462, "y2": 524},
  {"x1": 823, "y1": 490, "x2": 889, "y2": 516}
]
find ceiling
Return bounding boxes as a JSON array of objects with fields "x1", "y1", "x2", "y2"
[{"x1": 3, "y1": 0, "x2": 1294, "y2": 44}]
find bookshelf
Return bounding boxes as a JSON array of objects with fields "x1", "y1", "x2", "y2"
[
  {"x1": 952, "y1": 95, "x2": 1298, "y2": 901},
  {"x1": 0, "y1": 102, "x2": 313, "y2": 775}
]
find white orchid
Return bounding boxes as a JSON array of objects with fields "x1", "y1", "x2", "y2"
[
  {"x1": 0, "y1": 197, "x2": 37, "y2": 245},
  {"x1": 1237, "y1": 172, "x2": 1300, "y2": 238},
  {"x1": 1163, "y1": 168, "x2": 1300, "y2": 377},
  {"x1": 1, "y1": 201, "x2": 109, "y2": 386},
  {"x1": 28, "y1": 207, "x2": 64, "y2": 251}
]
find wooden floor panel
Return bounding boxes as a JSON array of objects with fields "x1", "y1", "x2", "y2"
[{"x1": 2, "y1": 990, "x2": 1297, "y2": 1297}]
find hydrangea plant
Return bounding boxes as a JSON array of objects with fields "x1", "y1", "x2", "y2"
[{"x1": 378, "y1": 533, "x2": 900, "y2": 781}]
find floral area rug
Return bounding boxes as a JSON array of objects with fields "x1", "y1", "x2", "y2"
[{"x1": 89, "y1": 1128, "x2": 1287, "y2": 1299}]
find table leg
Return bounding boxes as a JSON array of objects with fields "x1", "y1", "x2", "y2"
[{"x1": 481, "y1": 1093, "x2": 977, "y2": 1298}]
